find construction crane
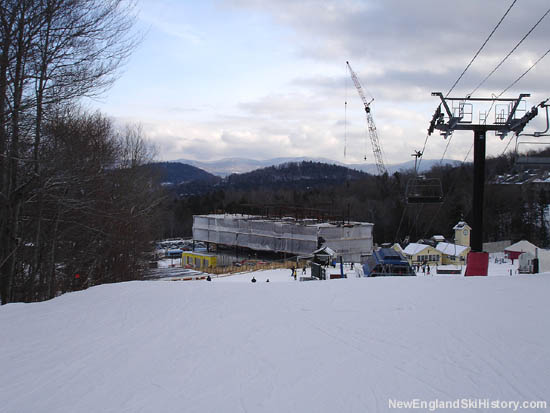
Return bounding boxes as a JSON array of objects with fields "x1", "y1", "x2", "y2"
[{"x1": 346, "y1": 61, "x2": 387, "y2": 175}]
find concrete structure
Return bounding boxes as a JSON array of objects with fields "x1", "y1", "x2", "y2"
[
  {"x1": 435, "y1": 242, "x2": 470, "y2": 265},
  {"x1": 402, "y1": 243, "x2": 442, "y2": 266},
  {"x1": 192, "y1": 214, "x2": 373, "y2": 262},
  {"x1": 453, "y1": 221, "x2": 471, "y2": 247}
]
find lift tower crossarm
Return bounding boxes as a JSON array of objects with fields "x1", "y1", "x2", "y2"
[
  {"x1": 346, "y1": 61, "x2": 388, "y2": 176},
  {"x1": 429, "y1": 93, "x2": 531, "y2": 134}
]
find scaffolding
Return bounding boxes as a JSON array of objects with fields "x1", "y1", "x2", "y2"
[{"x1": 192, "y1": 214, "x2": 374, "y2": 262}]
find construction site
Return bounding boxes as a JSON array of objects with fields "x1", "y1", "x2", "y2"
[{"x1": 192, "y1": 214, "x2": 374, "y2": 262}]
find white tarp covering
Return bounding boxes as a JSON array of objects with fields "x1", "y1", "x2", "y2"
[{"x1": 192, "y1": 214, "x2": 373, "y2": 260}]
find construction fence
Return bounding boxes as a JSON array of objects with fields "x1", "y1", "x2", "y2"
[{"x1": 202, "y1": 258, "x2": 310, "y2": 276}]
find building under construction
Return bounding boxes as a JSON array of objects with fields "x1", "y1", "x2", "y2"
[{"x1": 192, "y1": 214, "x2": 374, "y2": 262}]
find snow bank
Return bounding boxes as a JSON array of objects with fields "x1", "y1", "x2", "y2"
[{"x1": 2, "y1": 274, "x2": 550, "y2": 412}]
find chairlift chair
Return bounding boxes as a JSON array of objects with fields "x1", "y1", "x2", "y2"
[
  {"x1": 514, "y1": 139, "x2": 550, "y2": 166},
  {"x1": 514, "y1": 99, "x2": 550, "y2": 166},
  {"x1": 405, "y1": 176, "x2": 444, "y2": 204},
  {"x1": 515, "y1": 154, "x2": 550, "y2": 166}
]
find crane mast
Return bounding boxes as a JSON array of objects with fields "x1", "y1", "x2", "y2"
[{"x1": 346, "y1": 61, "x2": 387, "y2": 175}]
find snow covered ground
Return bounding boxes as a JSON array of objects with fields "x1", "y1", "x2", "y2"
[{"x1": 2, "y1": 263, "x2": 550, "y2": 412}]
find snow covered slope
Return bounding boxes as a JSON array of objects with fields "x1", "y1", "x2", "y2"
[{"x1": 2, "y1": 272, "x2": 550, "y2": 412}]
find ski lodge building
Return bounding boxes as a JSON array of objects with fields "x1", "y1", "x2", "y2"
[
  {"x1": 192, "y1": 214, "x2": 374, "y2": 262},
  {"x1": 395, "y1": 221, "x2": 472, "y2": 266},
  {"x1": 400, "y1": 243, "x2": 442, "y2": 266}
]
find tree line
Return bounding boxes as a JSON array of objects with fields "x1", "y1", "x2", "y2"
[
  {"x1": 161, "y1": 158, "x2": 550, "y2": 248},
  {"x1": 0, "y1": 0, "x2": 162, "y2": 303}
]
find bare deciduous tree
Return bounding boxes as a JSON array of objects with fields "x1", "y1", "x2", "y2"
[{"x1": 0, "y1": 0, "x2": 150, "y2": 303}]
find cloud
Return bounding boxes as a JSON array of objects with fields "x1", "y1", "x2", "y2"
[
  {"x1": 139, "y1": 4, "x2": 204, "y2": 45},
  {"x1": 105, "y1": 0, "x2": 550, "y2": 166}
]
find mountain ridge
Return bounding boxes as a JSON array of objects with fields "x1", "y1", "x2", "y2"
[{"x1": 172, "y1": 156, "x2": 461, "y2": 177}]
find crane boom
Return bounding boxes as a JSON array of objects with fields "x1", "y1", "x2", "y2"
[{"x1": 346, "y1": 61, "x2": 387, "y2": 175}]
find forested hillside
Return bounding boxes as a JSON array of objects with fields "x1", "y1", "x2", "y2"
[
  {"x1": 143, "y1": 162, "x2": 221, "y2": 185},
  {"x1": 223, "y1": 161, "x2": 368, "y2": 190},
  {"x1": 158, "y1": 156, "x2": 550, "y2": 248}
]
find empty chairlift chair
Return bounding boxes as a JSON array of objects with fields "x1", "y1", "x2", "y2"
[
  {"x1": 405, "y1": 176, "x2": 443, "y2": 204},
  {"x1": 514, "y1": 140, "x2": 550, "y2": 166},
  {"x1": 515, "y1": 99, "x2": 550, "y2": 166},
  {"x1": 515, "y1": 153, "x2": 550, "y2": 166}
]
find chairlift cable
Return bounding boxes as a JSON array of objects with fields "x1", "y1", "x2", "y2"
[
  {"x1": 394, "y1": 204, "x2": 407, "y2": 244},
  {"x1": 420, "y1": 141, "x2": 475, "y2": 239},
  {"x1": 505, "y1": 98, "x2": 550, "y2": 160},
  {"x1": 463, "y1": 143, "x2": 473, "y2": 163},
  {"x1": 422, "y1": 93, "x2": 539, "y2": 238},
  {"x1": 470, "y1": 6, "x2": 550, "y2": 97},
  {"x1": 439, "y1": 43, "x2": 549, "y2": 200},
  {"x1": 485, "y1": 45, "x2": 549, "y2": 131},
  {"x1": 499, "y1": 46, "x2": 550, "y2": 97},
  {"x1": 400, "y1": 1, "x2": 518, "y2": 241},
  {"x1": 422, "y1": 0, "x2": 517, "y2": 171},
  {"x1": 497, "y1": 46, "x2": 550, "y2": 159},
  {"x1": 415, "y1": 0, "x2": 550, "y2": 238},
  {"x1": 421, "y1": 102, "x2": 518, "y2": 238},
  {"x1": 410, "y1": 204, "x2": 425, "y2": 238},
  {"x1": 416, "y1": 132, "x2": 430, "y2": 172},
  {"x1": 500, "y1": 134, "x2": 516, "y2": 157},
  {"x1": 440, "y1": 134, "x2": 454, "y2": 164},
  {"x1": 446, "y1": 0, "x2": 518, "y2": 97}
]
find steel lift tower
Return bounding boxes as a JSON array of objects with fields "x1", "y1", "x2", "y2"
[
  {"x1": 428, "y1": 93, "x2": 539, "y2": 273},
  {"x1": 346, "y1": 61, "x2": 387, "y2": 175}
]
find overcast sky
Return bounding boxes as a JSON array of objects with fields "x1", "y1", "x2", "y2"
[{"x1": 90, "y1": 0, "x2": 550, "y2": 165}]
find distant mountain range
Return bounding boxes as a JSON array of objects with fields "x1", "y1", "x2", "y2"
[{"x1": 173, "y1": 156, "x2": 462, "y2": 177}]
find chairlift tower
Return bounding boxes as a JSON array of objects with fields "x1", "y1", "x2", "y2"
[{"x1": 428, "y1": 92, "x2": 538, "y2": 252}]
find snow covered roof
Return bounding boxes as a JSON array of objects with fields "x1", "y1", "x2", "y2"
[
  {"x1": 435, "y1": 242, "x2": 469, "y2": 256},
  {"x1": 312, "y1": 246, "x2": 336, "y2": 256},
  {"x1": 432, "y1": 235, "x2": 445, "y2": 242},
  {"x1": 504, "y1": 240, "x2": 538, "y2": 254},
  {"x1": 392, "y1": 243, "x2": 403, "y2": 251},
  {"x1": 403, "y1": 243, "x2": 431, "y2": 256},
  {"x1": 453, "y1": 221, "x2": 471, "y2": 230}
]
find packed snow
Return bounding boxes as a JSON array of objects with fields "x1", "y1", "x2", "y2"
[{"x1": 1, "y1": 263, "x2": 550, "y2": 412}]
